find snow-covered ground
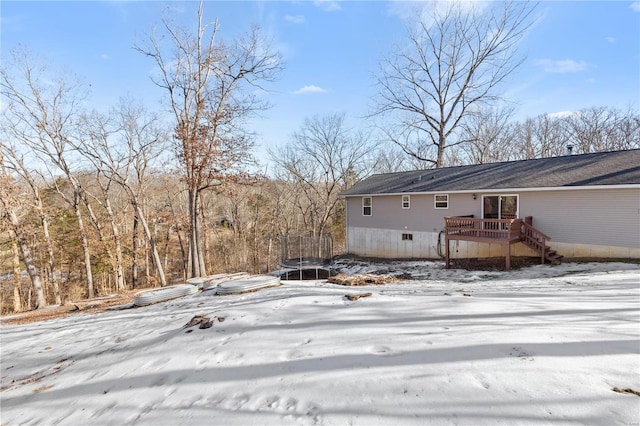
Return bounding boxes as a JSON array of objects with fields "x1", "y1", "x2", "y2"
[{"x1": 1, "y1": 260, "x2": 639, "y2": 425}]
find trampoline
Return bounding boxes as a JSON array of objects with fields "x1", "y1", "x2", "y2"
[{"x1": 277, "y1": 233, "x2": 333, "y2": 280}]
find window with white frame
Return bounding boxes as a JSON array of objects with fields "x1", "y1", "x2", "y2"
[
  {"x1": 362, "y1": 197, "x2": 372, "y2": 216},
  {"x1": 402, "y1": 195, "x2": 410, "y2": 209},
  {"x1": 434, "y1": 194, "x2": 449, "y2": 209}
]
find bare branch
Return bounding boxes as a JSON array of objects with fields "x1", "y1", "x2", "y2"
[{"x1": 371, "y1": 1, "x2": 537, "y2": 167}]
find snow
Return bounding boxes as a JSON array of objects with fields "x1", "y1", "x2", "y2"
[{"x1": 1, "y1": 260, "x2": 639, "y2": 425}]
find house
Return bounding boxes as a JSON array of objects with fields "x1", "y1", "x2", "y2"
[{"x1": 339, "y1": 149, "x2": 640, "y2": 267}]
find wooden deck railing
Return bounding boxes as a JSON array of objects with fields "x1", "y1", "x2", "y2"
[
  {"x1": 444, "y1": 217, "x2": 523, "y2": 242},
  {"x1": 444, "y1": 216, "x2": 553, "y2": 271}
]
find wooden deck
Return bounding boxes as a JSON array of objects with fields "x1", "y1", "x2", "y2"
[{"x1": 444, "y1": 216, "x2": 556, "y2": 271}]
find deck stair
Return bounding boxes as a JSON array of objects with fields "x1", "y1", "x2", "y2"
[{"x1": 519, "y1": 218, "x2": 563, "y2": 264}]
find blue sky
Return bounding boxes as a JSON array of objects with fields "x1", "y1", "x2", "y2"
[{"x1": 2, "y1": 1, "x2": 639, "y2": 158}]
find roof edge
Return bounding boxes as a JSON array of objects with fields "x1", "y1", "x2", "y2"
[{"x1": 339, "y1": 183, "x2": 640, "y2": 198}]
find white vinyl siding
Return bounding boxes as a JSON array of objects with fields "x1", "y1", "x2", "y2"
[
  {"x1": 346, "y1": 193, "x2": 477, "y2": 231},
  {"x1": 519, "y1": 188, "x2": 640, "y2": 248}
]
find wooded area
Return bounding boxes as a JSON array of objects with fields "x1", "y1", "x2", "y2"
[{"x1": 1, "y1": 2, "x2": 639, "y2": 313}]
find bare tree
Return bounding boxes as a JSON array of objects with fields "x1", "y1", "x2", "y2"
[
  {"x1": 565, "y1": 106, "x2": 640, "y2": 154},
  {"x1": 615, "y1": 109, "x2": 640, "y2": 151},
  {"x1": 506, "y1": 106, "x2": 640, "y2": 161},
  {"x1": 82, "y1": 170, "x2": 127, "y2": 292},
  {"x1": 160, "y1": 174, "x2": 189, "y2": 281},
  {"x1": 0, "y1": 141, "x2": 62, "y2": 303},
  {"x1": 370, "y1": 143, "x2": 424, "y2": 173},
  {"x1": 78, "y1": 99, "x2": 169, "y2": 287},
  {"x1": 1, "y1": 48, "x2": 96, "y2": 298},
  {"x1": 457, "y1": 106, "x2": 517, "y2": 164},
  {"x1": 511, "y1": 114, "x2": 568, "y2": 160},
  {"x1": 270, "y1": 112, "x2": 374, "y2": 236},
  {"x1": 136, "y1": 2, "x2": 282, "y2": 278},
  {"x1": 0, "y1": 151, "x2": 46, "y2": 309},
  {"x1": 371, "y1": 2, "x2": 537, "y2": 168}
]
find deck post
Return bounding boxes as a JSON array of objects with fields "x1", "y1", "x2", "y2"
[
  {"x1": 505, "y1": 243, "x2": 511, "y2": 271},
  {"x1": 445, "y1": 237, "x2": 450, "y2": 269}
]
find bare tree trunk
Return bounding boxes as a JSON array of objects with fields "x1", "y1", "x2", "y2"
[
  {"x1": 134, "y1": 203, "x2": 167, "y2": 286},
  {"x1": 81, "y1": 192, "x2": 118, "y2": 292},
  {"x1": 145, "y1": 236, "x2": 150, "y2": 279},
  {"x1": 73, "y1": 191, "x2": 95, "y2": 298},
  {"x1": 188, "y1": 189, "x2": 206, "y2": 278},
  {"x1": 6, "y1": 213, "x2": 46, "y2": 308},
  {"x1": 11, "y1": 238, "x2": 23, "y2": 313},
  {"x1": 104, "y1": 197, "x2": 125, "y2": 291},
  {"x1": 163, "y1": 225, "x2": 171, "y2": 274},
  {"x1": 437, "y1": 132, "x2": 446, "y2": 168},
  {"x1": 177, "y1": 230, "x2": 187, "y2": 281},
  {"x1": 40, "y1": 213, "x2": 61, "y2": 304},
  {"x1": 132, "y1": 215, "x2": 139, "y2": 288},
  {"x1": 267, "y1": 237, "x2": 272, "y2": 273},
  {"x1": 200, "y1": 197, "x2": 210, "y2": 274},
  {"x1": 166, "y1": 193, "x2": 187, "y2": 280}
]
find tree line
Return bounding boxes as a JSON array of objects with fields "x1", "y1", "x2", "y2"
[{"x1": 1, "y1": 1, "x2": 638, "y2": 312}]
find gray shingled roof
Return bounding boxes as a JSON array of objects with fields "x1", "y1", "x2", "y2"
[{"x1": 340, "y1": 149, "x2": 640, "y2": 196}]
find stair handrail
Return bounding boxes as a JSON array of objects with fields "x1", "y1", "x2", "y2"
[
  {"x1": 520, "y1": 220, "x2": 550, "y2": 263},
  {"x1": 520, "y1": 221, "x2": 550, "y2": 242}
]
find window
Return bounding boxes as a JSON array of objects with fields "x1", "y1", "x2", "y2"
[
  {"x1": 482, "y1": 195, "x2": 518, "y2": 230},
  {"x1": 402, "y1": 233, "x2": 413, "y2": 241},
  {"x1": 362, "y1": 197, "x2": 372, "y2": 216},
  {"x1": 434, "y1": 194, "x2": 449, "y2": 209},
  {"x1": 402, "y1": 195, "x2": 410, "y2": 209}
]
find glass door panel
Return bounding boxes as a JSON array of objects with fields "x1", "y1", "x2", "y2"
[
  {"x1": 483, "y1": 195, "x2": 518, "y2": 230},
  {"x1": 500, "y1": 196, "x2": 518, "y2": 220},
  {"x1": 483, "y1": 196, "x2": 499, "y2": 230}
]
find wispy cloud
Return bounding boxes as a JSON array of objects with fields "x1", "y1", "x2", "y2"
[
  {"x1": 535, "y1": 59, "x2": 590, "y2": 73},
  {"x1": 548, "y1": 110, "x2": 576, "y2": 119},
  {"x1": 387, "y1": 0, "x2": 488, "y2": 22},
  {"x1": 314, "y1": 0, "x2": 342, "y2": 12},
  {"x1": 100, "y1": 53, "x2": 110, "y2": 60},
  {"x1": 631, "y1": 2, "x2": 640, "y2": 12},
  {"x1": 605, "y1": 36, "x2": 616, "y2": 43},
  {"x1": 386, "y1": 1, "x2": 421, "y2": 20},
  {"x1": 291, "y1": 85, "x2": 327, "y2": 95},
  {"x1": 284, "y1": 14, "x2": 306, "y2": 24},
  {"x1": 585, "y1": 77, "x2": 596, "y2": 84}
]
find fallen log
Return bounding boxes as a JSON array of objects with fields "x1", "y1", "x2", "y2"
[{"x1": 345, "y1": 292, "x2": 372, "y2": 301}]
